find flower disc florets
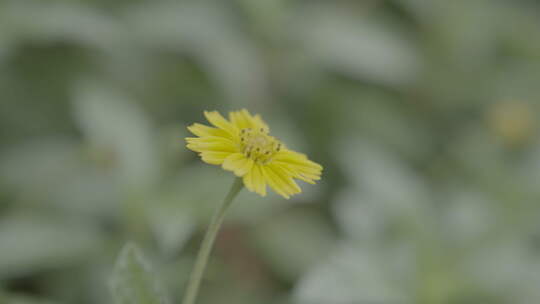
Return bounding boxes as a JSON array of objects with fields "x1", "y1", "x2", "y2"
[{"x1": 240, "y1": 128, "x2": 282, "y2": 163}]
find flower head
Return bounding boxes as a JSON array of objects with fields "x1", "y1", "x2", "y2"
[{"x1": 186, "y1": 109, "x2": 323, "y2": 199}]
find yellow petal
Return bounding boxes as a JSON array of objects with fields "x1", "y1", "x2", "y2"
[
  {"x1": 243, "y1": 167, "x2": 255, "y2": 192},
  {"x1": 243, "y1": 165, "x2": 266, "y2": 195},
  {"x1": 251, "y1": 114, "x2": 270, "y2": 133},
  {"x1": 222, "y1": 153, "x2": 253, "y2": 177},
  {"x1": 261, "y1": 165, "x2": 294, "y2": 199},
  {"x1": 274, "y1": 150, "x2": 323, "y2": 170},
  {"x1": 272, "y1": 161, "x2": 319, "y2": 185},
  {"x1": 236, "y1": 158, "x2": 254, "y2": 177},
  {"x1": 186, "y1": 136, "x2": 237, "y2": 153},
  {"x1": 272, "y1": 150, "x2": 322, "y2": 183},
  {"x1": 229, "y1": 110, "x2": 251, "y2": 130},
  {"x1": 204, "y1": 111, "x2": 238, "y2": 136},
  {"x1": 200, "y1": 151, "x2": 231, "y2": 165},
  {"x1": 270, "y1": 163, "x2": 302, "y2": 194},
  {"x1": 252, "y1": 164, "x2": 267, "y2": 196},
  {"x1": 222, "y1": 153, "x2": 244, "y2": 170},
  {"x1": 228, "y1": 109, "x2": 270, "y2": 133},
  {"x1": 187, "y1": 123, "x2": 229, "y2": 138},
  {"x1": 274, "y1": 149, "x2": 323, "y2": 175}
]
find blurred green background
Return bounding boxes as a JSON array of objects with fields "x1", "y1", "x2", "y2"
[{"x1": 1, "y1": 0, "x2": 540, "y2": 303}]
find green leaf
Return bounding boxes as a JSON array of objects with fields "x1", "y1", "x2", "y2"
[
  {"x1": 73, "y1": 81, "x2": 159, "y2": 191},
  {"x1": 0, "y1": 216, "x2": 102, "y2": 279},
  {"x1": 110, "y1": 243, "x2": 169, "y2": 304},
  {"x1": 299, "y1": 7, "x2": 420, "y2": 86},
  {"x1": 4, "y1": 294, "x2": 59, "y2": 304},
  {"x1": 0, "y1": 289, "x2": 59, "y2": 304},
  {"x1": 294, "y1": 243, "x2": 408, "y2": 304}
]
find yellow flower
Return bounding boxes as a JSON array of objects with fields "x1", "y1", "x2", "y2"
[{"x1": 186, "y1": 109, "x2": 323, "y2": 199}]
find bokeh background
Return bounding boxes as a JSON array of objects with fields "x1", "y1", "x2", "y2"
[{"x1": 2, "y1": 0, "x2": 540, "y2": 303}]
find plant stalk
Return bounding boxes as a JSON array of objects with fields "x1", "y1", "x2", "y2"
[{"x1": 181, "y1": 177, "x2": 243, "y2": 304}]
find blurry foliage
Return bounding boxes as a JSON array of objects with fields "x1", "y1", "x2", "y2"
[
  {"x1": 110, "y1": 243, "x2": 169, "y2": 304},
  {"x1": 1, "y1": 0, "x2": 540, "y2": 303}
]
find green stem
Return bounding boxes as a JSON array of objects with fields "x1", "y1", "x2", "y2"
[{"x1": 182, "y1": 177, "x2": 244, "y2": 304}]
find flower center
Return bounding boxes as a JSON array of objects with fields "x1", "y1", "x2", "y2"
[{"x1": 240, "y1": 128, "x2": 282, "y2": 163}]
